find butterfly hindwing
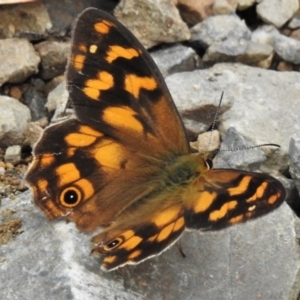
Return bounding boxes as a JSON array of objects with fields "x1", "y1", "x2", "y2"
[
  {"x1": 184, "y1": 169, "x2": 286, "y2": 230},
  {"x1": 92, "y1": 194, "x2": 185, "y2": 271},
  {"x1": 89, "y1": 168, "x2": 285, "y2": 271}
]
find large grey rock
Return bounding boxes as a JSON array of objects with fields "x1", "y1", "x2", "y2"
[{"x1": 166, "y1": 63, "x2": 300, "y2": 160}]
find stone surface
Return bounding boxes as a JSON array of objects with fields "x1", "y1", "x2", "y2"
[
  {"x1": 252, "y1": 25, "x2": 300, "y2": 64},
  {"x1": 114, "y1": 0, "x2": 190, "y2": 49},
  {"x1": 176, "y1": 0, "x2": 215, "y2": 25},
  {"x1": 0, "y1": 96, "x2": 31, "y2": 147},
  {"x1": 237, "y1": 0, "x2": 256, "y2": 10},
  {"x1": 288, "y1": 13, "x2": 300, "y2": 29},
  {"x1": 0, "y1": 188, "x2": 298, "y2": 300},
  {"x1": 236, "y1": 41, "x2": 273, "y2": 65},
  {"x1": 212, "y1": 0, "x2": 238, "y2": 15},
  {"x1": 0, "y1": 2, "x2": 52, "y2": 40},
  {"x1": 23, "y1": 122, "x2": 43, "y2": 148},
  {"x1": 46, "y1": 81, "x2": 70, "y2": 124},
  {"x1": 0, "y1": 38, "x2": 40, "y2": 86},
  {"x1": 203, "y1": 40, "x2": 273, "y2": 66},
  {"x1": 41, "y1": 0, "x2": 118, "y2": 33},
  {"x1": 35, "y1": 41, "x2": 70, "y2": 80},
  {"x1": 289, "y1": 137, "x2": 300, "y2": 196},
  {"x1": 4, "y1": 145, "x2": 21, "y2": 166},
  {"x1": 256, "y1": 0, "x2": 299, "y2": 28},
  {"x1": 151, "y1": 44, "x2": 200, "y2": 77},
  {"x1": 190, "y1": 14, "x2": 251, "y2": 50},
  {"x1": 23, "y1": 81, "x2": 47, "y2": 122}
]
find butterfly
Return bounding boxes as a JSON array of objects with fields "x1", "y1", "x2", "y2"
[{"x1": 25, "y1": 8, "x2": 286, "y2": 272}]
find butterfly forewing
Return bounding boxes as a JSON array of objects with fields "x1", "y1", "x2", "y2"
[{"x1": 67, "y1": 8, "x2": 189, "y2": 155}]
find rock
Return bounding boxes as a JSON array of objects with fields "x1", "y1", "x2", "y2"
[
  {"x1": 190, "y1": 129, "x2": 220, "y2": 153},
  {"x1": 256, "y1": 0, "x2": 299, "y2": 28},
  {"x1": 42, "y1": 0, "x2": 118, "y2": 33},
  {"x1": 0, "y1": 38, "x2": 40, "y2": 86},
  {"x1": 176, "y1": 0, "x2": 215, "y2": 25},
  {"x1": 203, "y1": 40, "x2": 273, "y2": 66},
  {"x1": 214, "y1": 127, "x2": 268, "y2": 169},
  {"x1": 277, "y1": 61, "x2": 293, "y2": 71},
  {"x1": 165, "y1": 63, "x2": 300, "y2": 166},
  {"x1": 212, "y1": 0, "x2": 238, "y2": 15},
  {"x1": 252, "y1": 25, "x2": 300, "y2": 64},
  {"x1": 23, "y1": 122, "x2": 43, "y2": 148},
  {"x1": 237, "y1": 0, "x2": 256, "y2": 10},
  {"x1": 236, "y1": 41, "x2": 273, "y2": 66},
  {"x1": 0, "y1": 96, "x2": 31, "y2": 147},
  {"x1": 151, "y1": 44, "x2": 200, "y2": 77},
  {"x1": 190, "y1": 14, "x2": 251, "y2": 50},
  {"x1": 35, "y1": 41, "x2": 70, "y2": 80},
  {"x1": 46, "y1": 81, "x2": 69, "y2": 117},
  {"x1": 4, "y1": 145, "x2": 21, "y2": 166},
  {"x1": 114, "y1": 0, "x2": 190, "y2": 49},
  {"x1": 288, "y1": 13, "x2": 300, "y2": 29},
  {"x1": 289, "y1": 137, "x2": 300, "y2": 196},
  {"x1": 23, "y1": 81, "x2": 47, "y2": 122},
  {"x1": 0, "y1": 2, "x2": 52, "y2": 40}
]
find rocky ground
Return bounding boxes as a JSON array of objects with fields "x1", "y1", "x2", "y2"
[{"x1": 1, "y1": 0, "x2": 300, "y2": 299}]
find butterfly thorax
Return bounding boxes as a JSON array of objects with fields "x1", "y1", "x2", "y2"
[{"x1": 159, "y1": 154, "x2": 209, "y2": 188}]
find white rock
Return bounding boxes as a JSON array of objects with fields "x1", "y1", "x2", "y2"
[
  {"x1": 0, "y1": 96, "x2": 31, "y2": 147},
  {"x1": 257, "y1": 0, "x2": 299, "y2": 28},
  {"x1": 4, "y1": 145, "x2": 21, "y2": 165}
]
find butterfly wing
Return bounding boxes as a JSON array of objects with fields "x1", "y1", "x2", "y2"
[
  {"x1": 26, "y1": 119, "x2": 167, "y2": 231},
  {"x1": 184, "y1": 169, "x2": 286, "y2": 230},
  {"x1": 67, "y1": 8, "x2": 189, "y2": 155},
  {"x1": 89, "y1": 168, "x2": 285, "y2": 271},
  {"x1": 92, "y1": 190, "x2": 186, "y2": 271}
]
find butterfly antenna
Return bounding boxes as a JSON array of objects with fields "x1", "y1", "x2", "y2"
[
  {"x1": 219, "y1": 143, "x2": 281, "y2": 152},
  {"x1": 208, "y1": 92, "x2": 224, "y2": 149}
]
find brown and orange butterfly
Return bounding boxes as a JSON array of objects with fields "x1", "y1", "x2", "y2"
[{"x1": 25, "y1": 8, "x2": 286, "y2": 271}]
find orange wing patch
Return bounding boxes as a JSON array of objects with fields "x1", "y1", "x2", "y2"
[
  {"x1": 93, "y1": 139, "x2": 130, "y2": 169},
  {"x1": 56, "y1": 163, "x2": 80, "y2": 187},
  {"x1": 94, "y1": 20, "x2": 114, "y2": 34},
  {"x1": 71, "y1": 44, "x2": 88, "y2": 71},
  {"x1": 227, "y1": 176, "x2": 251, "y2": 196},
  {"x1": 102, "y1": 106, "x2": 143, "y2": 133},
  {"x1": 106, "y1": 45, "x2": 139, "y2": 63},
  {"x1": 125, "y1": 74, "x2": 157, "y2": 98},
  {"x1": 83, "y1": 71, "x2": 114, "y2": 100},
  {"x1": 209, "y1": 201, "x2": 238, "y2": 222}
]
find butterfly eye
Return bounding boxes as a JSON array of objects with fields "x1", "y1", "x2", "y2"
[
  {"x1": 103, "y1": 238, "x2": 123, "y2": 251},
  {"x1": 60, "y1": 186, "x2": 82, "y2": 207}
]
